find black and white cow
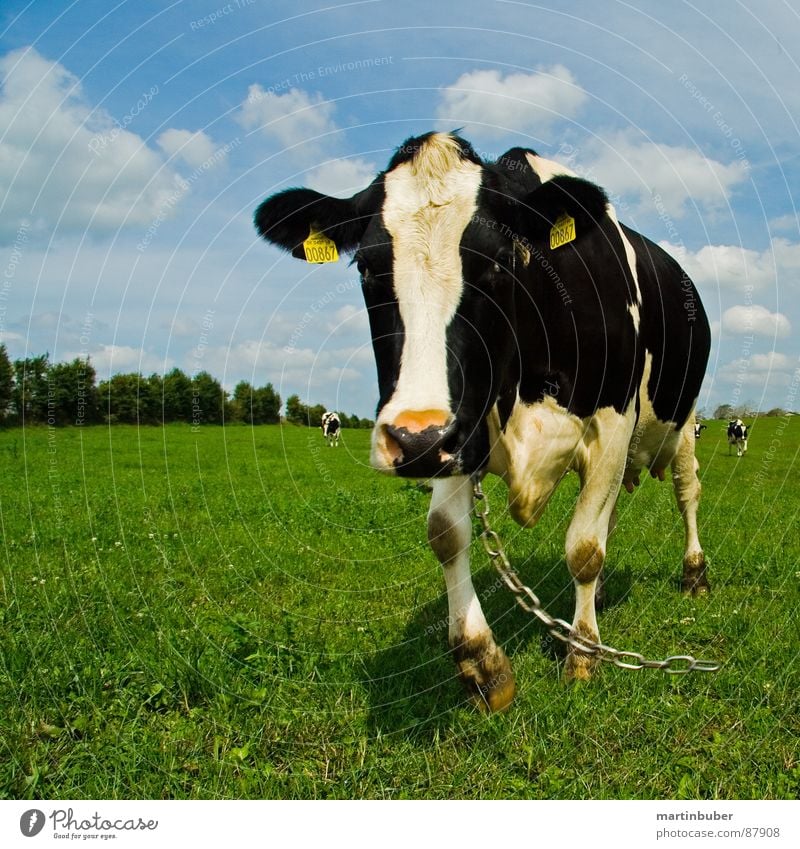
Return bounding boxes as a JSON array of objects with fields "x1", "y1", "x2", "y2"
[
  {"x1": 727, "y1": 419, "x2": 748, "y2": 456},
  {"x1": 694, "y1": 423, "x2": 707, "y2": 439},
  {"x1": 255, "y1": 132, "x2": 711, "y2": 711},
  {"x1": 321, "y1": 411, "x2": 341, "y2": 447}
]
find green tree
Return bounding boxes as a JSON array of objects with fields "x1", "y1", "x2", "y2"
[
  {"x1": 230, "y1": 381, "x2": 252, "y2": 423},
  {"x1": 307, "y1": 403, "x2": 326, "y2": 428},
  {"x1": 144, "y1": 373, "x2": 164, "y2": 424},
  {"x1": 254, "y1": 383, "x2": 281, "y2": 424},
  {"x1": 47, "y1": 358, "x2": 99, "y2": 425},
  {"x1": 713, "y1": 403, "x2": 734, "y2": 421},
  {"x1": 234, "y1": 382, "x2": 282, "y2": 425},
  {"x1": 12, "y1": 354, "x2": 50, "y2": 423},
  {"x1": 191, "y1": 371, "x2": 226, "y2": 425},
  {"x1": 99, "y1": 372, "x2": 158, "y2": 424},
  {"x1": 0, "y1": 344, "x2": 12, "y2": 423},
  {"x1": 161, "y1": 368, "x2": 192, "y2": 422},
  {"x1": 284, "y1": 394, "x2": 306, "y2": 425}
]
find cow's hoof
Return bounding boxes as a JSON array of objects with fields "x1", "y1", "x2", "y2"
[
  {"x1": 564, "y1": 649, "x2": 599, "y2": 681},
  {"x1": 452, "y1": 636, "x2": 516, "y2": 713},
  {"x1": 563, "y1": 621, "x2": 600, "y2": 681},
  {"x1": 682, "y1": 553, "x2": 710, "y2": 596}
]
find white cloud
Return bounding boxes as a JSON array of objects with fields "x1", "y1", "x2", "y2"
[
  {"x1": 662, "y1": 243, "x2": 775, "y2": 291},
  {"x1": 660, "y1": 238, "x2": 800, "y2": 294},
  {"x1": 436, "y1": 66, "x2": 587, "y2": 139},
  {"x1": 327, "y1": 304, "x2": 370, "y2": 336},
  {"x1": 306, "y1": 157, "x2": 376, "y2": 197},
  {"x1": 237, "y1": 85, "x2": 337, "y2": 150},
  {"x1": 717, "y1": 351, "x2": 798, "y2": 388},
  {"x1": 0, "y1": 47, "x2": 181, "y2": 243},
  {"x1": 157, "y1": 129, "x2": 218, "y2": 168},
  {"x1": 585, "y1": 131, "x2": 748, "y2": 217},
  {"x1": 198, "y1": 338, "x2": 367, "y2": 393},
  {"x1": 769, "y1": 213, "x2": 800, "y2": 234},
  {"x1": 63, "y1": 344, "x2": 170, "y2": 378},
  {"x1": 721, "y1": 305, "x2": 791, "y2": 338}
]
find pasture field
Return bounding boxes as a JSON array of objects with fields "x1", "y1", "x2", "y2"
[{"x1": 1, "y1": 418, "x2": 798, "y2": 800}]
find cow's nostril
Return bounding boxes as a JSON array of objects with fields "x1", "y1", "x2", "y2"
[{"x1": 383, "y1": 427, "x2": 404, "y2": 464}]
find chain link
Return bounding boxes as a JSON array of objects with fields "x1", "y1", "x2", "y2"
[{"x1": 472, "y1": 481, "x2": 720, "y2": 674}]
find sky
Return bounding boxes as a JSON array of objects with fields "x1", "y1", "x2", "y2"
[{"x1": 1, "y1": 0, "x2": 799, "y2": 418}]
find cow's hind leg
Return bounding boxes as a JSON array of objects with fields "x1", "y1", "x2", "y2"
[
  {"x1": 427, "y1": 477, "x2": 515, "y2": 712},
  {"x1": 671, "y1": 425, "x2": 709, "y2": 595}
]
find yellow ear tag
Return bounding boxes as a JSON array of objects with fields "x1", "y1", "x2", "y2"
[
  {"x1": 549, "y1": 214, "x2": 576, "y2": 250},
  {"x1": 303, "y1": 229, "x2": 339, "y2": 263}
]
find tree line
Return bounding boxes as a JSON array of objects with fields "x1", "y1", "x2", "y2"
[
  {"x1": 709, "y1": 404, "x2": 794, "y2": 420},
  {"x1": 0, "y1": 345, "x2": 373, "y2": 429}
]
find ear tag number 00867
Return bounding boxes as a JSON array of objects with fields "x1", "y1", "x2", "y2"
[
  {"x1": 550, "y1": 214, "x2": 576, "y2": 250},
  {"x1": 303, "y1": 229, "x2": 339, "y2": 263}
]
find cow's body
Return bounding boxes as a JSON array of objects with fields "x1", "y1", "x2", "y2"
[
  {"x1": 727, "y1": 419, "x2": 748, "y2": 456},
  {"x1": 255, "y1": 132, "x2": 711, "y2": 710},
  {"x1": 694, "y1": 423, "x2": 707, "y2": 438},
  {"x1": 321, "y1": 411, "x2": 340, "y2": 446}
]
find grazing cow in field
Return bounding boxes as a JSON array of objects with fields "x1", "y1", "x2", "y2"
[
  {"x1": 727, "y1": 419, "x2": 748, "y2": 456},
  {"x1": 694, "y1": 423, "x2": 707, "y2": 439},
  {"x1": 321, "y1": 411, "x2": 341, "y2": 447},
  {"x1": 255, "y1": 132, "x2": 711, "y2": 711}
]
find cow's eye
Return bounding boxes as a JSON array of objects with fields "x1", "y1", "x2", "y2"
[
  {"x1": 493, "y1": 249, "x2": 515, "y2": 275},
  {"x1": 355, "y1": 253, "x2": 369, "y2": 277}
]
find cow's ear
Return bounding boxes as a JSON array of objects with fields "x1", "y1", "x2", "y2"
[
  {"x1": 517, "y1": 175, "x2": 609, "y2": 242},
  {"x1": 254, "y1": 187, "x2": 368, "y2": 259}
]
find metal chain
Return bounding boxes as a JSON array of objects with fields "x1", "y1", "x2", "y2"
[{"x1": 472, "y1": 481, "x2": 720, "y2": 674}]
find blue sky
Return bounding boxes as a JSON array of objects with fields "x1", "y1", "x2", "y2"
[{"x1": 1, "y1": 0, "x2": 799, "y2": 417}]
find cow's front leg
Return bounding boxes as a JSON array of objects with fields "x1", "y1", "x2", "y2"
[
  {"x1": 428, "y1": 476, "x2": 515, "y2": 712},
  {"x1": 564, "y1": 412, "x2": 633, "y2": 681}
]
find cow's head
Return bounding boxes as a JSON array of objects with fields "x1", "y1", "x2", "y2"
[{"x1": 255, "y1": 132, "x2": 607, "y2": 478}]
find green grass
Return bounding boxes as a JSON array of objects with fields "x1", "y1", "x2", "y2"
[{"x1": 1, "y1": 418, "x2": 798, "y2": 799}]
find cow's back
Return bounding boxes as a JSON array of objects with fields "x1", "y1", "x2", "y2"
[{"x1": 623, "y1": 225, "x2": 710, "y2": 429}]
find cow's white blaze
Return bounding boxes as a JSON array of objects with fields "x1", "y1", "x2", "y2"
[{"x1": 378, "y1": 134, "x2": 483, "y2": 427}]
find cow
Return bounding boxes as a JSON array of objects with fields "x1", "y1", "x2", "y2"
[
  {"x1": 321, "y1": 411, "x2": 341, "y2": 447},
  {"x1": 694, "y1": 423, "x2": 707, "y2": 439},
  {"x1": 727, "y1": 419, "x2": 748, "y2": 456},
  {"x1": 254, "y1": 132, "x2": 711, "y2": 712}
]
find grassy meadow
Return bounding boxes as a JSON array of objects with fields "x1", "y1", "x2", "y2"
[{"x1": 0, "y1": 418, "x2": 798, "y2": 799}]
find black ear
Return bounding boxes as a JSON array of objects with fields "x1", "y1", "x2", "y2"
[
  {"x1": 517, "y1": 175, "x2": 609, "y2": 242},
  {"x1": 254, "y1": 187, "x2": 367, "y2": 258}
]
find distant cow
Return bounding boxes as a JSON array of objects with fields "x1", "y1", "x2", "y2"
[
  {"x1": 727, "y1": 419, "x2": 748, "y2": 456},
  {"x1": 694, "y1": 423, "x2": 707, "y2": 439},
  {"x1": 255, "y1": 131, "x2": 711, "y2": 711},
  {"x1": 321, "y1": 411, "x2": 340, "y2": 447}
]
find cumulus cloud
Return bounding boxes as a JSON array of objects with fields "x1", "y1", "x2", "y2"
[
  {"x1": 157, "y1": 129, "x2": 218, "y2": 168},
  {"x1": 660, "y1": 238, "x2": 800, "y2": 294},
  {"x1": 721, "y1": 304, "x2": 791, "y2": 337},
  {"x1": 0, "y1": 47, "x2": 181, "y2": 243},
  {"x1": 306, "y1": 156, "x2": 376, "y2": 196},
  {"x1": 436, "y1": 66, "x2": 587, "y2": 138},
  {"x1": 237, "y1": 85, "x2": 337, "y2": 150},
  {"x1": 769, "y1": 213, "x2": 800, "y2": 234},
  {"x1": 585, "y1": 131, "x2": 748, "y2": 217},
  {"x1": 663, "y1": 243, "x2": 776, "y2": 292},
  {"x1": 717, "y1": 351, "x2": 798, "y2": 388},
  {"x1": 197, "y1": 338, "x2": 367, "y2": 392},
  {"x1": 62, "y1": 344, "x2": 171, "y2": 377}
]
